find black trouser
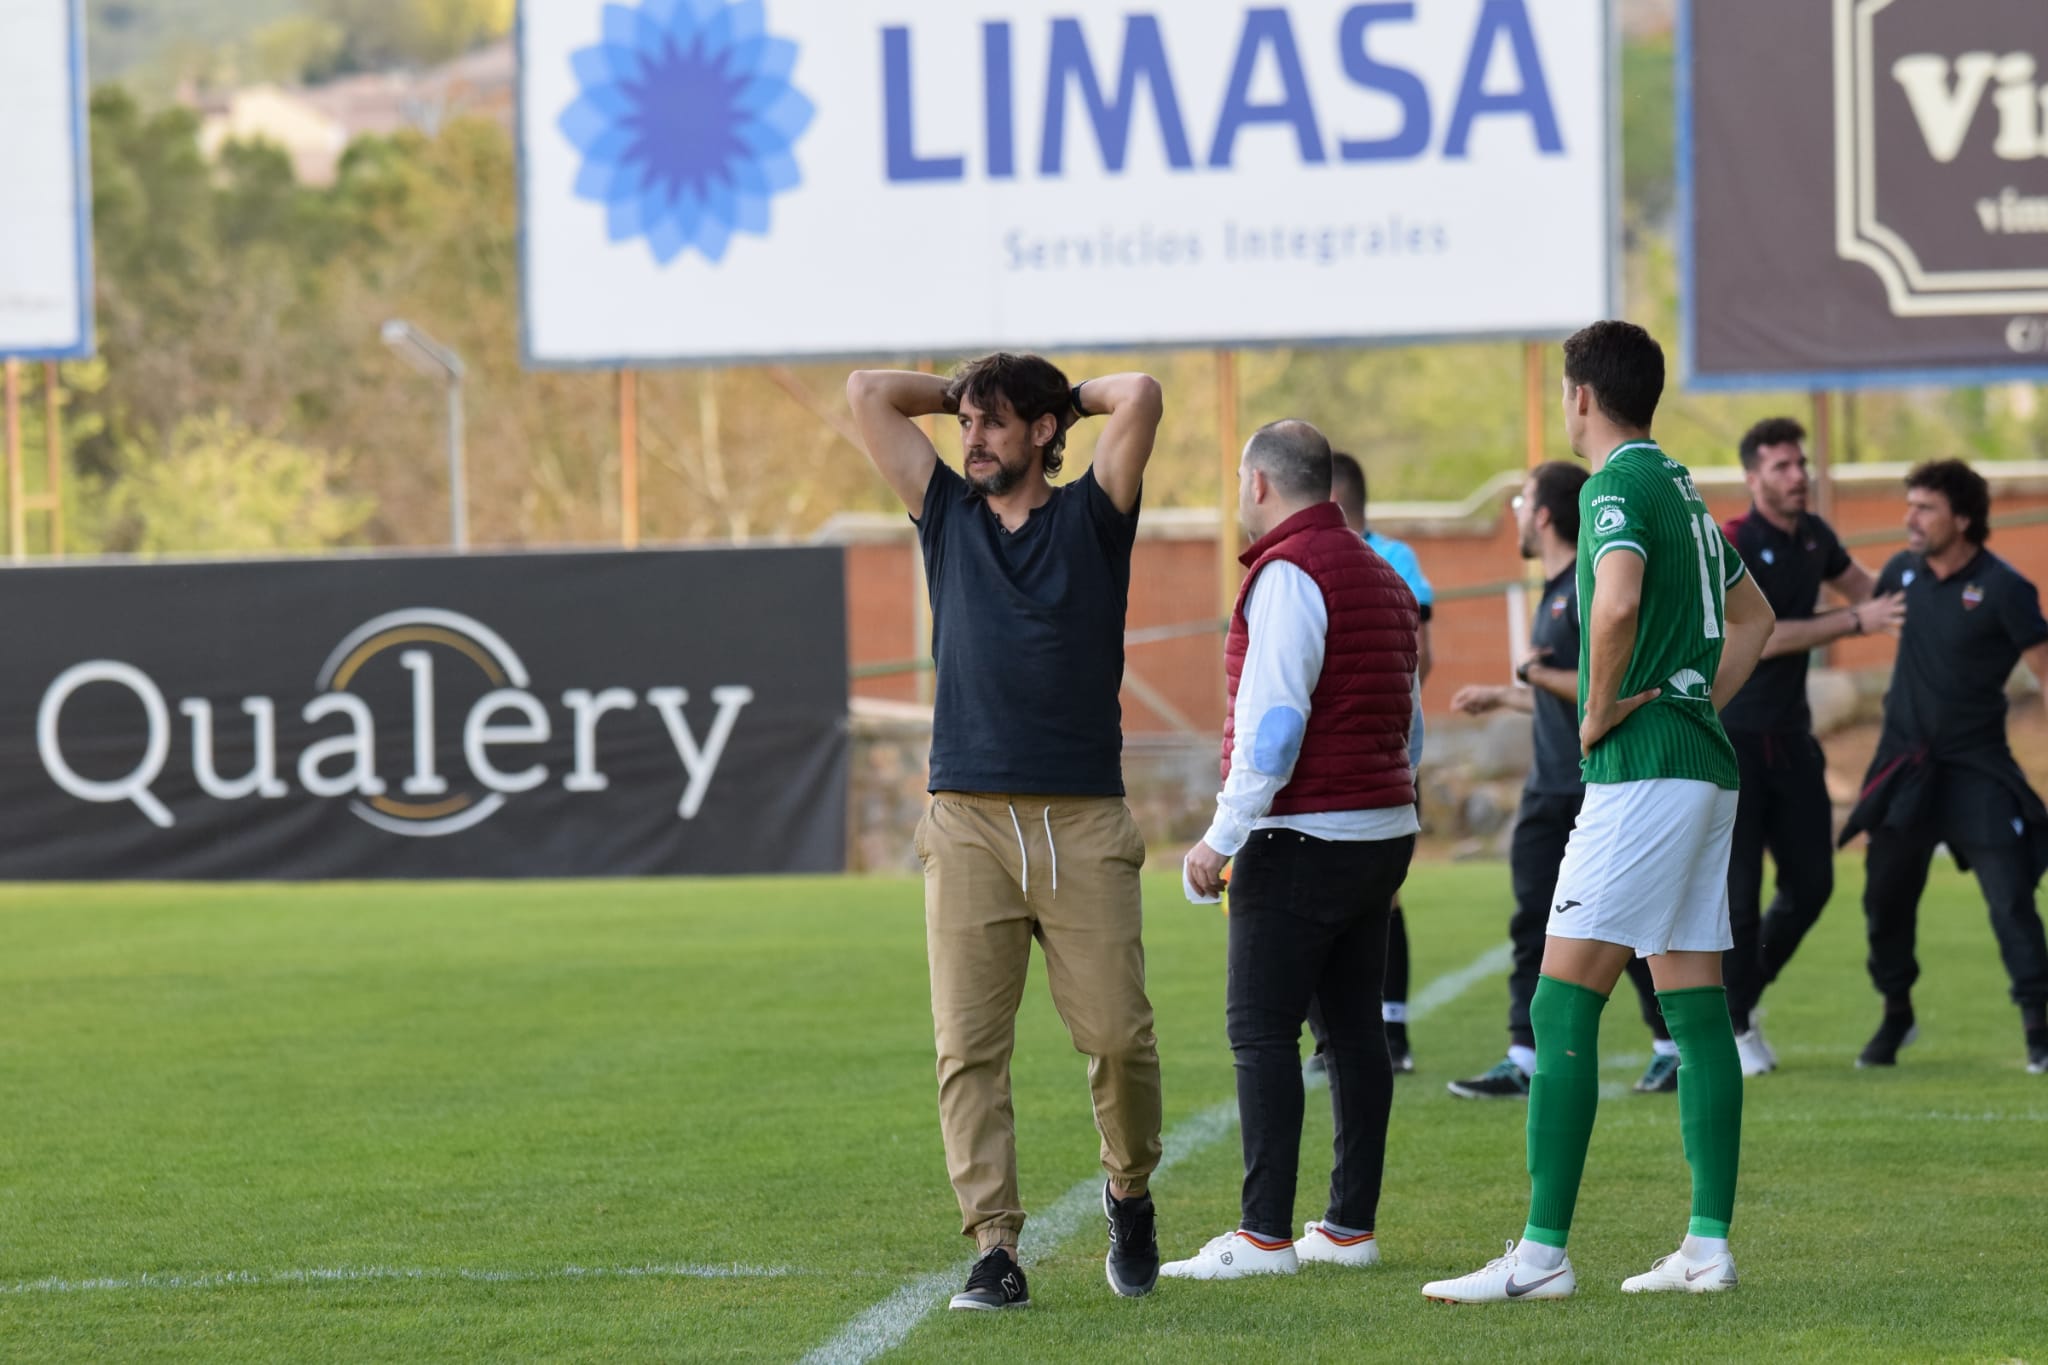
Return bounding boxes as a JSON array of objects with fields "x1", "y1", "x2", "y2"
[
  {"x1": 1384, "y1": 906, "x2": 1409, "y2": 1010},
  {"x1": 1725, "y1": 730, "x2": 1837, "y2": 1030},
  {"x1": 1227, "y1": 829, "x2": 1415, "y2": 1240},
  {"x1": 1506, "y1": 788, "x2": 1667, "y2": 1049},
  {"x1": 1865, "y1": 824, "x2": 2048, "y2": 1010}
]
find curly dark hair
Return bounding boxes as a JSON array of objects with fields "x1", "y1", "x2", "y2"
[
  {"x1": 1562, "y1": 320, "x2": 1664, "y2": 431},
  {"x1": 1738, "y1": 416, "x2": 1807, "y2": 471},
  {"x1": 945, "y1": 352, "x2": 1073, "y2": 477},
  {"x1": 1905, "y1": 458, "x2": 1992, "y2": 546}
]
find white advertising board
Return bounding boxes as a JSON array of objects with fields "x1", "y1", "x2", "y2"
[
  {"x1": 0, "y1": 0, "x2": 93, "y2": 359},
  {"x1": 519, "y1": 0, "x2": 1614, "y2": 366}
]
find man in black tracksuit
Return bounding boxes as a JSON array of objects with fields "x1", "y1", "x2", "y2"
[
  {"x1": 1717, "y1": 418, "x2": 1902, "y2": 1076},
  {"x1": 1841, "y1": 459, "x2": 2048, "y2": 1074},
  {"x1": 1444, "y1": 461, "x2": 1678, "y2": 1099}
]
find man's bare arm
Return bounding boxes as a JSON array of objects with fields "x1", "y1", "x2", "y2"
[
  {"x1": 845, "y1": 370, "x2": 947, "y2": 515},
  {"x1": 1525, "y1": 661, "x2": 1577, "y2": 704},
  {"x1": 1077, "y1": 373, "x2": 1163, "y2": 514},
  {"x1": 1580, "y1": 550, "x2": 1658, "y2": 752},
  {"x1": 1712, "y1": 572, "x2": 1777, "y2": 712},
  {"x1": 1825, "y1": 561, "x2": 1878, "y2": 605},
  {"x1": 1759, "y1": 590, "x2": 1904, "y2": 658},
  {"x1": 1451, "y1": 683, "x2": 1534, "y2": 716},
  {"x1": 2023, "y1": 641, "x2": 2048, "y2": 693}
]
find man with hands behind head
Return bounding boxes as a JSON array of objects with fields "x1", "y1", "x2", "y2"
[{"x1": 846, "y1": 354, "x2": 1167, "y2": 1311}]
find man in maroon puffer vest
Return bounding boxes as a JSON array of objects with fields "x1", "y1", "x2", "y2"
[{"x1": 1166, "y1": 419, "x2": 1420, "y2": 1281}]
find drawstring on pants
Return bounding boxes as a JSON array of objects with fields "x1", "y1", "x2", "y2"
[
  {"x1": 1007, "y1": 803, "x2": 1029, "y2": 897},
  {"x1": 1005, "y1": 802, "x2": 1060, "y2": 898},
  {"x1": 1042, "y1": 806, "x2": 1059, "y2": 894}
]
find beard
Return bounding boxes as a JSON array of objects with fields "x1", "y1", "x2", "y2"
[{"x1": 967, "y1": 452, "x2": 1029, "y2": 498}]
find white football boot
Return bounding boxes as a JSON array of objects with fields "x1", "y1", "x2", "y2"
[
  {"x1": 1421, "y1": 1240, "x2": 1575, "y2": 1303},
  {"x1": 1295, "y1": 1221, "x2": 1381, "y2": 1267},
  {"x1": 1621, "y1": 1245, "x2": 1739, "y2": 1293},
  {"x1": 1159, "y1": 1229, "x2": 1298, "y2": 1280}
]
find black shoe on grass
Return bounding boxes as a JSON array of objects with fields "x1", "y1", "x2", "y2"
[
  {"x1": 1447, "y1": 1058, "x2": 1529, "y2": 1100},
  {"x1": 1633, "y1": 1053, "x2": 1680, "y2": 1094},
  {"x1": 1857, "y1": 1011, "x2": 1918, "y2": 1068},
  {"x1": 1387, "y1": 1023, "x2": 1414, "y2": 1075},
  {"x1": 950, "y1": 1246, "x2": 1029, "y2": 1311},
  {"x1": 1103, "y1": 1182, "x2": 1160, "y2": 1297}
]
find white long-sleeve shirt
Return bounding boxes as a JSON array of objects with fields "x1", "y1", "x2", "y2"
[{"x1": 1202, "y1": 562, "x2": 1421, "y2": 857}]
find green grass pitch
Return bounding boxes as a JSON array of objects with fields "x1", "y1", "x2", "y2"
[{"x1": 4, "y1": 860, "x2": 2044, "y2": 1361}]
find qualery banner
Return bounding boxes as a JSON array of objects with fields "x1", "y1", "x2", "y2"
[{"x1": 0, "y1": 549, "x2": 848, "y2": 879}]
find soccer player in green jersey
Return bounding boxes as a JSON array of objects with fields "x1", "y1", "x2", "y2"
[{"x1": 1422, "y1": 322, "x2": 1776, "y2": 1303}]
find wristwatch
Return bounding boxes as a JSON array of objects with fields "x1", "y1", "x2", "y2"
[
  {"x1": 1515, "y1": 658, "x2": 1534, "y2": 685},
  {"x1": 1069, "y1": 382, "x2": 1088, "y2": 419}
]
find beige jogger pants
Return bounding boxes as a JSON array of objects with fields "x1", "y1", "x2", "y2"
[{"x1": 915, "y1": 791, "x2": 1163, "y2": 1250}]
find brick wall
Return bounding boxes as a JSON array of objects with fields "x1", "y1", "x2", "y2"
[{"x1": 838, "y1": 464, "x2": 2048, "y2": 735}]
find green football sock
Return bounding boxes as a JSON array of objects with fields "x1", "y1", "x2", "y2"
[
  {"x1": 1658, "y1": 986, "x2": 1743, "y2": 1239},
  {"x1": 1522, "y1": 974, "x2": 1608, "y2": 1250}
]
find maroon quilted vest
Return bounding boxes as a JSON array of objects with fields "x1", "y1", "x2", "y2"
[{"x1": 1222, "y1": 502, "x2": 1419, "y2": 814}]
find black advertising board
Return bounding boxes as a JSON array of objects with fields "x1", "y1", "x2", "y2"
[
  {"x1": 0, "y1": 548, "x2": 848, "y2": 878},
  {"x1": 1683, "y1": 0, "x2": 2048, "y2": 388}
]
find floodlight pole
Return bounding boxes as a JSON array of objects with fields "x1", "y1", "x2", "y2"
[{"x1": 381, "y1": 320, "x2": 468, "y2": 553}]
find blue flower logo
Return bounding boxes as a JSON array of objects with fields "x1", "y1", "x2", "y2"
[{"x1": 559, "y1": 0, "x2": 815, "y2": 266}]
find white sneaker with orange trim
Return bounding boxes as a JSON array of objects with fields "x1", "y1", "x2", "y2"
[
  {"x1": 1296, "y1": 1221, "x2": 1380, "y2": 1267},
  {"x1": 1159, "y1": 1229, "x2": 1298, "y2": 1280}
]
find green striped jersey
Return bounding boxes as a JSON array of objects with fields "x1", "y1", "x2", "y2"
[{"x1": 1576, "y1": 441, "x2": 1749, "y2": 789}]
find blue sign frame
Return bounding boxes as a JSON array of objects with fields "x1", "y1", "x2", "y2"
[{"x1": 11, "y1": 0, "x2": 95, "y2": 361}]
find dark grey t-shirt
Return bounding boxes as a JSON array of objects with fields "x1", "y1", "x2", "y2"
[
  {"x1": 917, "y1": 460, "x2": 1138, "y2": 795},
  {"x1": 1528, "y1": 564, "x2": 1585, "y2": 796},
  {"x1": 1875, "y1": 548, "x2": 2048, "y2": 757}
]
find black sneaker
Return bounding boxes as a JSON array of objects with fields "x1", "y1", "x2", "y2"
[
  {"x1": 2026, "y1": 1026, "x2": 2048, "y2": 1075},
  {"x1": 1103, "y1": 1182, "x2": 1160, "y2": 1297},
  {"x1": 1387, "y1": 1023, "x2": 1414, "y2": 1075},
  {"x1": 1857, "y1": 1011, "x2": 1918, "y2": 1068},
  {"x1": 949, "y1": 1247, "x2": 1029, "y2": 1311},
  {"x1": 1446, "y1": 1058, "x2": 1529, "y2": 1099},
  {"x1": 1633, "y1": 1052, "x2": 1680, "y2": 1094}
]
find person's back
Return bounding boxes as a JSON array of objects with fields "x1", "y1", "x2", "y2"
[{"x1": 1576, "y1": 443, "x2": 1739, "y2": 790}]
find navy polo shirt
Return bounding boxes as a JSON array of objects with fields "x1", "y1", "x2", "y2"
[{"x1": 916, "y1": 460, "x2": 1138, "y2": 795}]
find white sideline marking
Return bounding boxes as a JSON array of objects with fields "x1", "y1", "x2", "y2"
[
  {"x1": 798, "y1": 940, "x2": 1514, "y2": 1365},
  {"x1": 1, "y1": 1262, "x2": 788, "y2": 1297}
]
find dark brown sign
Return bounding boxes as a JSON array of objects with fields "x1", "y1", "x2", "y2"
[{"x1": 1683, "y1": 0, "x2": 2048, "y2": 388}]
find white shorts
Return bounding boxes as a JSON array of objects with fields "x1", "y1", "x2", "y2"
[{"x1": 1546, "y1": 778, "x2": 1739, "y2": 958}]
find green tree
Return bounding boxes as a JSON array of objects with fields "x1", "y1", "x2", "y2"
[{"x1": 85, "y1": 411, "x2": 374, "y2": 555}]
